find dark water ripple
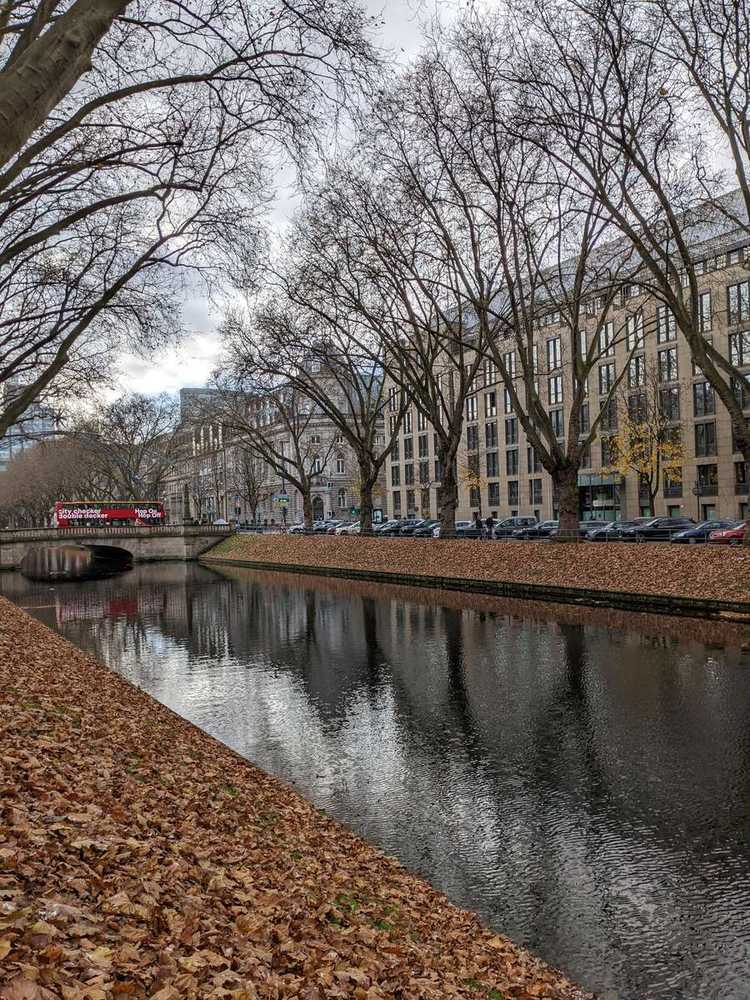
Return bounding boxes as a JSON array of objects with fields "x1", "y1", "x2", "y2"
[{"x1": 4, "y1": 563, "x2": 750, "y2": 1000}]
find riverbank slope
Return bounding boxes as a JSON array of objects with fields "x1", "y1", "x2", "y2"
[
  {"x1": 202, "y1": 534, "x2": 750, "y2": 616},
  {"x1": 0, "y1": 597, "x2": 590, "y2": 999}
]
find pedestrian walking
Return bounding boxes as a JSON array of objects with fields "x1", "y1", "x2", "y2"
[
  {"x1": 485, "y1": 514, "x2": 494, "y2": 540},
  {"x1": 473, "y1": 511, "x2": 486, "y2": 540}
]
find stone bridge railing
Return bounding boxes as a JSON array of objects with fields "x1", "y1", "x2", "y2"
[{"x1": 0, "y1": 524, "x2": 232, "y2": 569}]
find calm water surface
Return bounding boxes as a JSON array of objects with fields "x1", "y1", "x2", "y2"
[{"x1": 4, "y1": 563, "x2": 750, "y2": 1000}]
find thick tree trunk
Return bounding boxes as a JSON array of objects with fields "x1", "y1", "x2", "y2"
[
  {"x1": 733, "y1": 418, "x2": 750, "y2": 546},
  {"x1": 359, "y1": 476, "x2": 375, "y2": 536},
  {"x1": 302, "y1": 490, "x2": 313, "y2": 532},
  {"x1": 554, "y1": 463, "x2": 580, "y2": 540},
  {"x1": 0, "y1": 0, "x2": 130, "y2": 171},
  {"x1": 438, "y1": 460, "x2": 458, "y2": 539}
]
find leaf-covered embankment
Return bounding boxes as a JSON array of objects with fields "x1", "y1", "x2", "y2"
[
  {"x1": 0, "y1": 597, "x2": 591, "y2": 1000},
  {"x1": 206, "y1": 534, "x2": 750, "y2": 605}
]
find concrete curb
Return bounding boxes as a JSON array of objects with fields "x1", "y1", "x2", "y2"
[{"x1": 200, "y1": 556, "x2": 750, "y2": 622}]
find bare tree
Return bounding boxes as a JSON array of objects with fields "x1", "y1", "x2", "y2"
[
  {"x1": 0, "y1": 1, "x2": 377, "y2": 436},
  {"x1": 504, "y1": 0, "x2": 750, "y2": 536},
  {"x1": 0, "y1": 437, "x2": 100, "y2": 526},
  {"x1": 222, "y1": 242, "x2": 408, "y2": 532},
  {"x1": 208, "y1": 381, "x2": 336, "y2": 530},
  {"x1": 71, "y1": 392, "x2": 186, "y2": 499},
  {"x1": 229, "y1": 445, "x2": 270, "y2": 524}
]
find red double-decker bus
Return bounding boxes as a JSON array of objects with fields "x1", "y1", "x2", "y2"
[{"x1": 53, "y1": 500, "x2": 166, "y2": 527}]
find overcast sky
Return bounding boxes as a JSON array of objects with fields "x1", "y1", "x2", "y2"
[{"x1": 117, "y1": 0, "x2": 443, "y2": 398}]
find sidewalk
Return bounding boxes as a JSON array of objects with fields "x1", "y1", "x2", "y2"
[{"x1": 0, "y1": 597, "x2": 590, "y2": 1000}]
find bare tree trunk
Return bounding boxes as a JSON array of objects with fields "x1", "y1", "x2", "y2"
[
  {"x1": 359, "y1": 471, "x2": 376, "y2": 536},
  {"x1": 438, "y1": 458, "x2": 459, "y2": 539},
  {"x1": 302, "y1": 489, "x2": 313, "y2": 532},
  {"x1": 554, "y1": 464, "x2": 579, "y2": 540},
  {"x1": 0, "y1": 0, "x2": 130, "y2": 171}
]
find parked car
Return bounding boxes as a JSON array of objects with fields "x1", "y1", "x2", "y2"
[
  {"x1": 493, "y1": 516, "x2": 538, "y2": 539},
  {"x1": 412, "y1": 518, "x2": 440, "y2": 537},
  {"x1": 336, "y1": 521, "x2": 360, "y2": 535},
  {"x1": 708, "y1": 522, "x2": 746, "y2": 545},
  {"x1": 670, "y1": 519, "x2": 738, "y2": 544},
  {"x1": 584, "y1": 518, "x2": 652, "y2": 541},
  {"x1": 287, "y1": 523, "x2": 307, "y2": 533},
  {"x1": 512, "y1": 520, "x2": 558, "y2": 540},
  {"x1": 432, "y1": 520, "x2": 471, "y2": 539},
  {"x1": 620, "y1": 516, "x2": 696, "y2": 542},
  {"x1": 399, "y1": 518, "x2": 432, "y2": 536},
  {"x1": 374, "y1": 519, "x2": 404, "y2": 535},
  {"x1": 550, "y1": 520, "x2": 608, "y2": 539},
  {"x1": 212, "y1": 518, "x2": 229, "y2": 525},
  {"x1": 326, "y1": 520, "x2": 350, "y2": 534},
  {"x1": 313, "y1": 520, "x2": 342, "y2": 534},
  {"x1": 458, "y1": 518, "x2": 501, "y2": 539}
]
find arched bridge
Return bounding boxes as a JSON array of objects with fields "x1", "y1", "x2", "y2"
[{"x1": 0, "y1": 524, "x2": 231, "y2": 570}]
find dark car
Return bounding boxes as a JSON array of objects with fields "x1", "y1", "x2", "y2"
[
  {"x1": 376, "y1": 519, "x2": 415, "y2": 536},
  {"x1": 399, "y1": 518, "x2": 431, "y2": 536},
  {"x1": 411, "y1": 518, "x2": 440, "y2": 537},
  {"x1": 313, "y1": 520, "x2": 342, "y2": 534},
  {"x1": 584, "y1": 518, "x2": 652, "y2": 541},
  {"x1": 457, "y1": 518, "x2": 500, "y2": 539},
  {"x1": 512, "y1": 519, "x2": 558, "y2": 540},
  {"x1": 494, "y1": 516, "x2": 538, "y2": 539},
  {"x1": 670, "y1": 519, "x2": 737, "y2": 544},
  {"x1": 620, "y1": 516, "x2": 696, "y2": 542},
  {"x1": 550, "y1": 519, "x2": 608, "y2": 539}
]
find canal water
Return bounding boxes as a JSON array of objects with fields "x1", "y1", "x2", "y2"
[{"x1": 4, "y1": 562, "x2": 750, "y2": 1000}]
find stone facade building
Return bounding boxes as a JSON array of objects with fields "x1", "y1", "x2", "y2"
[
  {"x1": 384, "y1": 236, "x2": 750, "y2": 525},
  {"x1": 163, "y1": 387, "x2": 386, "y2": 525}
]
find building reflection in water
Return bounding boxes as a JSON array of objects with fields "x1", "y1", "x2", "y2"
[{"x1": 3, "y1": 563, "x2": 750, "y2": 1000}]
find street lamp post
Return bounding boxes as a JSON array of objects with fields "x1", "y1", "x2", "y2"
[{"x1": 691, "y1": 480, "x2": 701, "y2": 520}]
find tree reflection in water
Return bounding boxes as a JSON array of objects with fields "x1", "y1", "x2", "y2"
[{"x1": 3, "y1": 563, "x2": 750, "y2": 1000}]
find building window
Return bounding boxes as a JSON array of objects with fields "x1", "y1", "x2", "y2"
[
  {"x1": 735, "y1": 461, "x2": 748, "y2": 491},
  {"x1": 389, "y1": 415, "x2": 397, "y2": 436},
  {"x1": 488, "y1": 482, "x2": 500, "y2": 506},
  {"x1": 628, "y1": 356, "x2": 645, "y2": 387},
  {"x1": 697, "y1": 463, "x2": 718, "y2": 494},
  {"x1": 484, "y1": 422, "x2": 498, "y2": 448},
  {"x1": 508, "y1": 480, "x2": 519, "y2": 506},
  {"x1": 392, "y1": 491, "x2": 401, "y2": 513},
  {"x1": 727, "y1": 280, "x2": 750, "y2": 324},
  {"x1": 656, "y1": 305, "x2": 676, "y2": 343},
  {"x1": 599, "y1": 362, "x2": 615, "y2": 395},
  {"x1": 504, "y1": 417, "x2": 517, "y2": 445},
  {"x1": 466, "y1": 396, "x2": 478, "y2": 421},
  {"x1": 503, "y1": 388, "x2": 514, "y2": 414},
  {"x1": 625, "y1": 312, "x2": 644, "y2": 351},
  {"x1": 312, "y1": 455, "x2": 323, "y2": 474},
  {"x1": 628, "y1": 392, "x2": 647, "y2": 422},
  {"x1": 467, "y1": 425, "x2": 479, "y2": 451},
  {"x1": 486, "y1": 451, "x2": 499, "y2": 477},
  {"x1": 699, "y1": 291, "x2": 712, "y2": 333},
  {"x1": 506, "y1": 449, "x2": 519, "y2": 476},
  {"x1": 580, "y1": 443, "x2": 592, "y2": 467},
  {"x1": 388, "y1": 387, "x2": 398, "y2": 411},
  {"x1": 418, "y1": 434, "x2": 429, "y2": 458},
  {"x1": 659, "y1": 385, "x2": 680, "y2": 422},
  {"x1": 527, "y1": 445, "x2": 542, "y2": 474},
  {"x1": 694, "y1": 421, "x2": 717, "y2": 457},
  {"x1": 503, "y1": 350, "x2": 517, "y2": 377},
  {"x1": 485, "y1": 391, "x2": 497, "y2": 417},
  {"x1": 578, "y1": 328, "x2": 588, "y2": 358},
  {"x1": 336, "y1": 456, "x2": 345, "y2": 474},
  {"x1": 730, "y1": 331, "x2": 750, "y2": 367},
  {"x1": 390, "y1": 440, "x2": 400, "y2": 462},
  {"x1": 484, "y1": 359, "x2": 497, "y2": 384},
  {"x1": 548, "y1": 374, "x2": 563, "y2": 405},
  {"x1": 692, "y1": 381, "x2": 715, "y2": 417},
  {"x1": 529, "y1": 479, "x2": 543, "y2": 505},
  {"x1": 733, "y1": 374, "x2": 750, "y2": 410},
  {"x1": 550, "y1": 408, "x2": 564, "y2": 438},
  {"x1": 403, "y1": 411, "x2": 412, "y2": 434},
  {"x1": 546, "y1": 336, "x2": 562, "y2": 370},
  {"x1": 434, "y1": 459, "x2": 442, "y2": 482},
  {"x1": 391, "y1": 466, "x2": 401, "y2": 486},
  {"x1": 419, "y1": 460, "x2": 430, "y2": 484},
  {"x1": 337, "y1": 488, "x2": 346, "y2": 507},
  {"x1": 406, "y1": 489, "x2": 415, "y2": 513},
  {"x1": 598, "y1": 321, "x2": 615, "y2": 357},
  {"x1": 416, "y1": 410, "x2": 427, "y2": 432},
  {"x1": 404, "y1": 463, "x2": 414, "y2": 485},
  {"x1": 580, "y1": 402, "x2": 590, "y2": 435},
  {"x1": 601, "y1": 436, "x2": 616, "y2": 466},
  {"x1": 658, "y1": 347, "x2": 678, "y2": 383},
  {"x1": 404, "y1": 437, "x2": 413, "y2": 460}
]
